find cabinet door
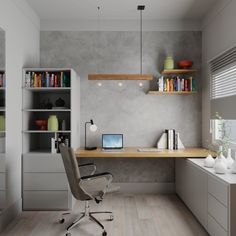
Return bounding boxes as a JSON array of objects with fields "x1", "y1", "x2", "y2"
[
  {"x1": 176, "y1": 158, "x2": 188, "y2": 202},
  {"x1": 176, "y1": 159, "x2": 208, "y2": 229},
  {"x1": 188, "y1": 161, "x2": 208, "y2": 228}
]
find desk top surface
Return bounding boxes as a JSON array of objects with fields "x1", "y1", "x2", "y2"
[{"x1": 75, "y1": 147, "x2": 216, "y2": 158}]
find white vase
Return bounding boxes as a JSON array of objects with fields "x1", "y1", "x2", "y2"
[
  {"x1": 215, "y1": 146, "x2": 227, "y2": 165},
  {"x1": 214, "y1": 156, "x2": 227, "y2": 174},
  {"x1": 204, "y1": 154, "x2": 215, "y2": 168},
  {"x1": 226, "y1": 148, "x2": 234, "y2": 169},
  {"x1": 231, "y1": 160, "x2": 236, "y2": 174}
]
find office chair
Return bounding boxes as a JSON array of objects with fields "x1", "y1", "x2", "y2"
[{"x1": 59, "y1": 144, "x2": 119, "y2": 236}]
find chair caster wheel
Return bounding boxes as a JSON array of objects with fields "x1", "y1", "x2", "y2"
[
  {"x1": 59, "y1": 218, "x2": 65, "y2": 224},
  {"x1": 66, "y1": 232, "x2": 71, "y2": 236},
  {"x1": 102, "y1": 231, "x2": 107, "y2": 236},
  {"x1": 108, "y1": 215, "x2": 114, "y2": 221}
]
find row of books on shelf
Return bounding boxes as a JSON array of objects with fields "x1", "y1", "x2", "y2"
[
  {"x1": 25, "y1": 71, "x2": 70, "y2": 88},
  {"x1": 0, "y1": 72, "x2": 5, "y2": 88},
  {"x1": 158, "y1": 76, "x2": 196, "y2": 92},
  {"x1": 157, "y1": 129, "x2": 185, "y2": 150}
]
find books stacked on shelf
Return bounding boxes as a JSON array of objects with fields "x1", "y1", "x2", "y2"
[
  {"x1": 0, "y1": 72, "x2": 5, "y2": 88},
  {"x1": 157, "y1": 129, "x2": 185, "y2": 150},
  {"x1": 25, "y1": 71, "x2": 70, "y2": 88},
  {"x1": 158, "y1": 76, "x2": 196, "y2": 92}
]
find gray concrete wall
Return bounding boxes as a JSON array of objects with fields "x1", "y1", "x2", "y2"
[{"x1": 40, "y1": 31, "x2": 202, "y2": 183}]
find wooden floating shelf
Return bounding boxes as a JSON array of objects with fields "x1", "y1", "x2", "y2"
[
  {"x1": 161, "y1": 69, "x2": 197, "y2": 75},
  {"x1": 147, "y1": 91, "x2": 197, "y2": 95},
  {"x1": 88, "y1": 74, "x2": 153, "y2": 80}
]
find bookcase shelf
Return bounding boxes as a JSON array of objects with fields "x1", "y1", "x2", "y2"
[
  {"x1": 23, "y1": 109, "x2": 71, "y2": 112},
  {"x1": 147, "y1": 91, "x2": 197, "y2": 95},
  {"x1": 161, "y1": 69, "x2": 197, "y2": 75},
  {"x1": 23, "y1": 130, "x2": 71, "y2": 134},
  {"x1": 23, "y1": 87, "x2": 71, "y2": 92}
]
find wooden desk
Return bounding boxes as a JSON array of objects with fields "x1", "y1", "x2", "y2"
[{"x1": 75, "y1": 147, "x2": 216, "y2": 158}]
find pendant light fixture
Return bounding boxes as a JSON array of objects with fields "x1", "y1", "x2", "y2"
[{"x1": 88, "y1": 5, "x2": 153, "y2": 81}]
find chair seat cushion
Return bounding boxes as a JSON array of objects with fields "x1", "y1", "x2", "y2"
[
  {"x1": 80, "y1": 178, "x2": 120, "y2": 198},
  {"x1": 106, "y1": 183, "x2": 120, "y2": 193}
]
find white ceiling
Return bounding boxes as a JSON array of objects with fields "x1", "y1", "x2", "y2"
[{"x1": 26, "y1": 0, "x2": 218, "y2": 21}]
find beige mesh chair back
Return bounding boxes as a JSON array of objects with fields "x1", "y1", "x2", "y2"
[{"x1": 60, "y1": 144, "x2": 91, "y2": 201}]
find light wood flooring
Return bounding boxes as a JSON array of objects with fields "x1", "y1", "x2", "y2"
[{"x1": 1, "y1": 194, "x2": 208, "y2": 236}]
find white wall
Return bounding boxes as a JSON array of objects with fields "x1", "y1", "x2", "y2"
[
  {"x1": 0, "y1": 0, "x2": 39, "y2": 225},
  {"x1": 202, "y1": 0, "x2": 236, "y2": 147}
]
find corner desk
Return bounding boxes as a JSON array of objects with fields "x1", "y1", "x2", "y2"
[{"x1": 75, "y1": 147, "x2": 216, "y2": 158}]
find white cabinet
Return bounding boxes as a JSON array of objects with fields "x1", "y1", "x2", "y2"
[{"x1": 176, "y1": 158, "x2": 236, "y2": 236}]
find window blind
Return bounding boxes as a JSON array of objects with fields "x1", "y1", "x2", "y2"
[{"x1": 210, "y1": 46, "x2": 236, "y2": 119}]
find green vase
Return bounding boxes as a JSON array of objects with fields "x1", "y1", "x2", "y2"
[
  {"x1": 0, "y1": 115, "x2": 5, "y2": 131},
  {"x1": 48, "y1": 115, "x2": 58, "y2": 131},
  {"x1": 164, "y1": 56, "x2": 174, "y2": 70}
]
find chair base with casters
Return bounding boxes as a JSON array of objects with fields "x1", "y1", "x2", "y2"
[{"x1": 60, "y1": 200, "x2": 113, "y2": 236}]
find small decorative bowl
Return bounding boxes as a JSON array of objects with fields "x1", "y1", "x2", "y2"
[
  {"x1": 35, "y1": 120, "x2": 47, "y2": 130},
  {"x1": 178, "y1": 60, "x2": 193, "y2": 69}
]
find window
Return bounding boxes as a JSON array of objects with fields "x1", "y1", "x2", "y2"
[
  {"x1": 211, "y1": 63, "x2": 236, "y2": 99},
  {"x1": 210, "y1": 46, "x2": 236, "y2": 149}
]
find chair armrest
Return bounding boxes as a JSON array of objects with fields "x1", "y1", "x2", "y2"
[
  {"x1": 81, "y1": 172, "x2": 113, "y2": 181},
  {"x1": 78, "y1": 163, "x2": 96, "y2": 175}
]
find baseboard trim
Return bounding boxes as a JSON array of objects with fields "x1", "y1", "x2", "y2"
[
  {"x1": 0, "y1": 198, "x2": 22, "y2": 232},
  {"x1": 116, "y1": 182, "x2": 175, "y2": 194}
]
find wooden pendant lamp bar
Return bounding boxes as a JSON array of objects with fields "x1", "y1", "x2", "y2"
[
  {"x1": 88, "y1": 6, "x2": 153, "y2": 81},
  {"x1": 88, "y1": 74, "x2": 153, "y2": 80}
]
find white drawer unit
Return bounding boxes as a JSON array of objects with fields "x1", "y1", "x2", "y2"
[
  {"x1": 23, "y1": 154, "x2": 65, "y2": 173},
  {"x1": 208, "y1": 175, "x2": 228, "y2": 206},
  {"x1": 208, "y1": 214, "x2": 227, "y2": 236},
  {"x1": 176, "y1": 158, "x2": 236, "y2": 236},
  {"x1": 23, "y1": 191, "x2": 69, "y2": 210},
  {"x1": 23, "y1": 154, "x2": 71, "y2": 210},
  {"x1": 0, "y1": 173, "x2": 5, "y2": 190},
  {"x1": 0, "y1": 156, "x2": 5, "y2": 172},
  {"x1": 23, "y1": 173, "x2": 68, "y2": 191},
  {"x1": 208, "y1": 193, "x2": 228, "y2": 230}
]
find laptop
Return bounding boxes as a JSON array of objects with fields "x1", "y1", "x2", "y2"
[{"x1": 102, "y1": 134, "x2": 123, "y2": 151}]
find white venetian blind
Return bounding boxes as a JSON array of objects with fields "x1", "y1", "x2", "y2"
[{"x1": 210, "y1": 46, "x2": 236, "y2": 119}]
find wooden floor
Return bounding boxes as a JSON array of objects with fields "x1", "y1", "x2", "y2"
[{"x1": 1, "y1": 194, "x2": 208, "y2": 236}]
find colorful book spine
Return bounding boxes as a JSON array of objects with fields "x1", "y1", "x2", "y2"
[{"x1": 26, "y1": 71, "x2": 70, "y2": 88}]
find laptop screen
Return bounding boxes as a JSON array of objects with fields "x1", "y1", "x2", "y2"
[{"x1": 102, "y1": 134, "x2": 123, "y2": 149}]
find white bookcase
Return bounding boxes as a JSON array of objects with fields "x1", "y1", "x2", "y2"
[{"x1": 22, "y1": 68, "x2": 80, "y2": 210}]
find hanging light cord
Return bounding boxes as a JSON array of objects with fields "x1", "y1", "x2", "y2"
[{"x1": 140, "y1": 8, "x2": 143, "y2": 74}]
